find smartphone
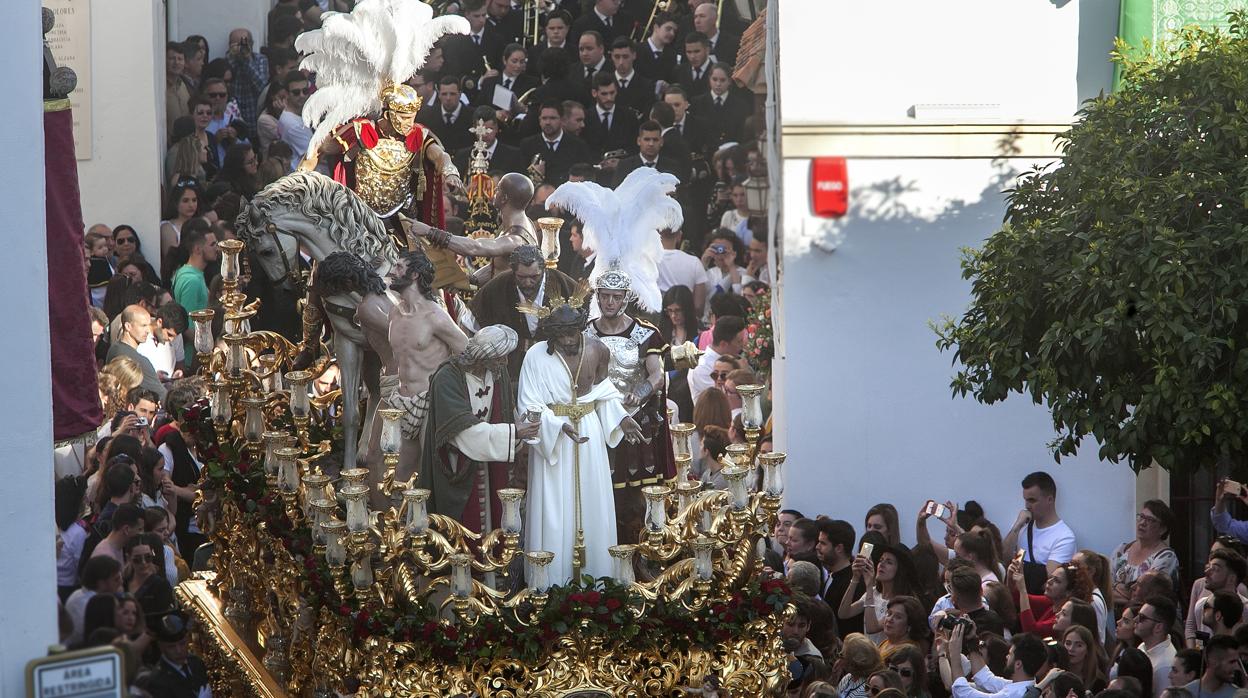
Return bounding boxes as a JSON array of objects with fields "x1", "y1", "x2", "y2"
[
  {"x1": 924, "y1": 500, "x2": 949, "y2": 521},
  {"x1": 859, "y1": 542, "x2": 874, "y2": 560}
]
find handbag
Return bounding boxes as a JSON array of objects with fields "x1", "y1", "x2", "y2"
[{"x1": 1022, "y1": 521, "x2": 1049, "y2": 595}]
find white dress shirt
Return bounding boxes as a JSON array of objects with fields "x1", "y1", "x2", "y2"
[{"x1": 951, "y1": 667, "x2": 1033, "y2": 698}]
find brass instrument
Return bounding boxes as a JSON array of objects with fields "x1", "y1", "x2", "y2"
[
  {"x1": 635, "y1": 0, "x2": 673, "y2": 42},
  {"x1": 526, "y1": 152, "x2": 544, "y2": 185}
]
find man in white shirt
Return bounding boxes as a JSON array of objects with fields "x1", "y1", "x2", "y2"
[
  {"x1": 656, "y1": 228, "x2": 707, "y2": 315},
  {"x1": 940, "y1": 626, "x2": 1046, "y2": 698},
  {"x1": 1002, "y1": 471, "x2": 1077, "y2": 585},
  {"x1": 687, "y1": 316, "x2": 746, "y2": 404},
  {"x1": 1136, "y1": 596, "x2": 1179, "y2": 698},
  {"x1": 277, "y1": 71, "x2": 313, "y2": 169}
]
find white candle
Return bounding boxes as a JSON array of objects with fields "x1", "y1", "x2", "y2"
[
  {"x1": 498, "y1": 488, "x2": 524, "y2": 534},
  {"x1": 341, "y1": 485, "x2": 370, "y2": 533},
  {"x1": 693, "y1": 536, "x2": 714, "y2": 580},
  {"x1": 402, "y1": 489, "x2": 430, "y2": 535},
  {"x1": 450, "y1": 553, "x2": 472, "y2": 597},
  {"x1": 377, "y1": 408, "x2": 402, "y2": 455},
  {"x1": 322, "y1": 521, "x2": 347, "y2": 566}
]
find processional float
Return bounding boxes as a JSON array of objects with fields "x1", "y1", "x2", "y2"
[{"x1": 172, "y1": 1, "x2": 791, "y2": 695}]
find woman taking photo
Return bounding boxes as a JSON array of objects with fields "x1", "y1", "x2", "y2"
[
  {"x1": 1009, "y1": 557, "x2": 1093, "y2": 638},
  {"x1": 840, "y1": 542, "x2": 921, "y2": 644}
]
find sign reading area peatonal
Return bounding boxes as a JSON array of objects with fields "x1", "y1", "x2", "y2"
[{"x1": 26, "y1": 646, "x2": 123, "y2": 698}]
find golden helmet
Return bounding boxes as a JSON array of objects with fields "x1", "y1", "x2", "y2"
[{"x1": 380, "y1": 82, "x2": 423, "y2": 115}]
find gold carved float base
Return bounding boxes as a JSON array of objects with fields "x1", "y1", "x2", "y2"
[{"x1": 176, "y1": 576, "x2": 789, "y2": 697}]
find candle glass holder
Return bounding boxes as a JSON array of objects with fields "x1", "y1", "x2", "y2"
[
  {"x1": 759, "y1": 451, "x2": 787, "y2": 497},
  {"x1": 670, "y1": 423, "x2": 696, "y2": 459},
  {"x1": 341, "y1": 485, "x2": 371, "y2": 534},
  {"x1": 497, "y1": 488, "x2": 524, "y2": 535},
  {"x1": 535, "y1": 217, "x2": 564, "y2": 268},
  {"x1": 401, "y1": 489, "x2": 430, "y2": 535},
  {"x1": 609, "y1": 544, "x2": 636, "y2": 584},
  {"x1": 190, "y1": 309, "x2": 215, "y2": 357},
  {"x1": 525, "y1": 551, "x2": 554, "y2": 593}
]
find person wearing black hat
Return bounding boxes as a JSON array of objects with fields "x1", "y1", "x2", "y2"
[{"x1": 145, "y1": 611, "x2": 212, "y2": 698}]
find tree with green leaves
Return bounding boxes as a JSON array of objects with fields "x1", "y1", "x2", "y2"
[{"x1": 934, "y1": 12, "x2": 1248, "y2": 474}]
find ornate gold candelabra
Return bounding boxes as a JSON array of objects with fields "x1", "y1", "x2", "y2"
[{"x1": 175, "y1": 236, "x2": 792, "y2": 697}]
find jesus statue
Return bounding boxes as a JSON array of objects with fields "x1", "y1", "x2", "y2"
[{"x1": 517, "y1": 291, "x2": 644, "y2": 584}]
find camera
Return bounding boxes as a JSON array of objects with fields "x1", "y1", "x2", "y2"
[
  {"x1": 938, "y1": 614, "x2": 973, "y2": 632},
  {"x1": 710, "y1": 244, "x2": 728, "y2": 255},
  {"x1": 135, "y1": 416, "x2": 149, "y2": 428}
]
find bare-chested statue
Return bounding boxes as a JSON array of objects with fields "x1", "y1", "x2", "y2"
[
  {"x1": 413, "y1": 172, "x2": 538, "y2": 286},
  {"x1": 310, "y1": 252, "x2": 395, "y2": 485},
  {"x1": 387, "y1": 250, "x2": 469, "y2": 489}
]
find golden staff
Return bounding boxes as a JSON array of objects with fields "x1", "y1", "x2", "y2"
[{"x1": 635, "y1": 0, "x2": 672, "y2": 42}]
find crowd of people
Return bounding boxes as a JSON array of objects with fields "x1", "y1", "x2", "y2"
[{"x1": 759, "y1": 473, "x2": 1248, "y2": 698}]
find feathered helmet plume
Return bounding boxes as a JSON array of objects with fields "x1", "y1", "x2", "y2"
[
  {"x1": 545, "y1": 167, "x2": 682, "y2": 313},
  {"x1": 295, "y1": 0, "x2": 470, "y2": 155}
]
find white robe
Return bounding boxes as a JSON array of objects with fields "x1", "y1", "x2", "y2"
[{"x1": 519, "y1": 341, "x2": 627, "y2": 584}]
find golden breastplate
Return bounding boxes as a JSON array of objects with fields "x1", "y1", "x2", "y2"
[{"x1": 355, "y1": 136, "x2": 418, "y2": 216}]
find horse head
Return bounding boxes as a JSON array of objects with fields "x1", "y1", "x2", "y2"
[{"x1": 235, "y1": 171, "x2": 397, "y2": 290}]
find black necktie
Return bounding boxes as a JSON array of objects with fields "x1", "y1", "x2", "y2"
[
  {"x1": 677, "y1": 123, "x2": 684, "y2": 135},
  {"x1": 602, "y1": 111, "x2": 611, "y2": 131},
  {"x1": 694, "y1": 67, "x2": 702, "y2": 81},
  {"x1": 604, "y1": 16, "x2": 612, "y2": 28},
  {"x1": 619, "y1": 78, "x2": 628, "y2": 89},
  {"x1": 714, "y1": 95, "x2": 724, "y2": 108},
  {"x1": 586, "y1": 66, "x2": 594, "y2": 79},
  {"x1": 546, "y1": 140, "x2": 557, "y2": 152},
  {"x1": 473, "y1": 34, "x2": 481, "y2": 46},
  {"x1": 503, "y1": 78, "x2": 512, "y2": 90},
  {"x1": 445, "y1": 111, "x2": 454, "y2": 125},
  {"x1": 643, "y1": 161, "x2": 655, "y2": 168}
]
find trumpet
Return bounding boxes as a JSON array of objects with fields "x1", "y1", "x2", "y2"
[{"x1": 527, "y1": 153, "x2": 544, "y2": 185}]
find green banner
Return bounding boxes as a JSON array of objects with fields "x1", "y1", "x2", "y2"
[{"x1": 1115, "y1": 0, "x2": 1248, "y2": 87}]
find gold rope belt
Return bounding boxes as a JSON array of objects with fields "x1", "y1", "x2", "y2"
[{"x1": 549, "y1": 401, "x2": 595, "y2": 421}]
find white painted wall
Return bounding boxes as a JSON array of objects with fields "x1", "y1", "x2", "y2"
[
  {"x1": 169, "y1": 0, "x2": 269, "y2": 67},
  {"x1": 778, "y1": 0, "x2": 1118, "y2": 124},
  {"x1": 777, "y1": 157, "x2": 1136, "y2": 554},
  {"x1": 76, "y1": 0, "x2": 165, "y2": 270},
  {"x1": 0, "y1": 0, "x2": 57, "y2": 691},
  {"x1": 773, "y1": 0, "x2": 1137, "y2": 553}
]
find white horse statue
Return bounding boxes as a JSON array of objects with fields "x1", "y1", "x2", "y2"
[{"x1": 235, "y1": 171, "x2": 397, "y2": 473}]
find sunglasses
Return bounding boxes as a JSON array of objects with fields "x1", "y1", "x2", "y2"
[
  {"x1": 175, "y1": 177, "x2": 200, "y2": 188},
  {"x1": 206, "y1": 91, "x2": 227, "y2": 98},
  {"x1": 710, "y1": 372, "x2": 729, "y2": 380},
  {"x1": 888, "y1": 665, "x2": 913, "y2": 678},
  {"x1": 116, "y1": 236, "x2": 136, "y2": 244}
]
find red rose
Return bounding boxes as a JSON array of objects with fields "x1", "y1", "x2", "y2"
[
  {"x1": 569, "y1": 593, "x2": 585, "y2": 604},
  {"x1": 585, "y1": 591, "x2": 601, "y2": 605},
  {"x1": 339, "y1": 604, "x2": 351, "y2": 616},
  {"x1": 605, "y1": 598, "x2": 621, "y2": 611}
]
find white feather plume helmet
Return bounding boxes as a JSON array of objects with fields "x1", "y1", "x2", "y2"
[
  {"x1": 546, "y1": 167, "x2": 683, "y2": 313},
  {"x1": 296, "y1": 0, "x2": 470, "y2": 155}
]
